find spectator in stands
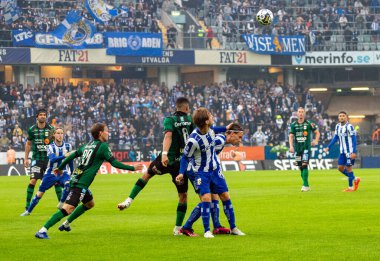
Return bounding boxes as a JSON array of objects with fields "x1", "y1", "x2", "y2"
[
  {"x1": 206, "y1": 26, "x2": 213, "y2": 49},
  {"x1": 252, "y1": 125, "x2": 268, "y2": 146},
  {"x1": 166, "y1": 24, "x2": 177, "y2": 48},
  {"x1": 7, "y1": 145, "x2": 16, "y2": 165}
]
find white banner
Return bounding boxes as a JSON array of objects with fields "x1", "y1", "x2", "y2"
[
  {"x1": 292, "y1": 51, "x2": 380, "y2": 66},
  {"x1": 31, "y1": 48, "x2": 115, "y2": 64},
  {"x1": 195, "y1": 50, "x2": 271, "y2": 65}
]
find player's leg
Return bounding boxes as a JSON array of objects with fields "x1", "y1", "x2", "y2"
[
  {"x1": 25, "y1": 178, "x2": 37, "y2": 210},
  {"x1": 118, "y1": 159, "x2": 161, "y2": 210},
  {"x1": 198, "y1": 171, "x2": 213, "y2": 238},
  {"x1": 59, "y1": 189, "x2": 94, "y2": 231},
  {"x1": 21, "y1": 173, "x2": 56, "y2": 216},
  {"x1": 25, "y1": 162, "x2": 44, "y2": 209},
  {"x1": 35, "y1": 188, "x2": 79, "y2": 239},
  {"x1": 219, "y1": 192, "x2": 245, "y2": 236},
  {"x1": 338, "y1": 154, "x2": 348, "y2": 176},
  {"x1": 54, "y1": 184, "x2": 63, "y2": 202},
  {"x1": 58, "y1": 181, "x2": 70, "y2": 209},
  {"x1": 180, "y1": 172, "x2": 200, "y2": 236},
  {"x1": 171, "y1": 169, "x2": 188, "y2": 235},
  {"x1": 300, "y1": 151, "x2": 310, "y2": 191}
]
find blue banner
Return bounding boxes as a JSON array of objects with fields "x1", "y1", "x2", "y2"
[
  {"x1": 116, "y1": 50, "x2": 194, "y2": 64},
  {"x1": 34, "y1": 33, "x2": 103, "y2": 49},
  {"x1": 0, "y1": 48, "x2": 30, "y2": 64},
  {"x1": 12, "y1": 30, "x2": 35, "y2": 46},
  {"x1": 243, "y1": 35, "x2": 305, "y2": 55},
  {"x1": 85, "y1": 0, "x2": 128, "y2": 24},
  {"x1": 105, "y1": 32, "x2": 163, "y2": 57}
]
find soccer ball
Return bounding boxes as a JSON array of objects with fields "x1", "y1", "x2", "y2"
[{"x1": 256, "y1": 9, "x2": 273, "y2": 26}]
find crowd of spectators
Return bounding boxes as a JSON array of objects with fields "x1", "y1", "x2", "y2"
[
  {"x1": 2, "y1": 0, "x2": 380, "y2": 50},
  {"x1": 0, "y1": 0, "x2": 163, "y2": 47},
  {"x1": 0, "y1": 79, "x2": 333, "y2": 159}
]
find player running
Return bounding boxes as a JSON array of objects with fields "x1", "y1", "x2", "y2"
[
  {"x1": 23, "y1": 108, "x2": 55, "y2": 210},
  {"x1": 21, "y1": 127, "x2": 73, "y2": 216},
  {"x1": 35, "y1": 123, "x2": 143, "y2": 239},
  {"x1": 324, "y1": 111, "x2": 360, "y2": 192},
  {"x1": 289, "y1": 107, "x2": 320, "y2": 192}
]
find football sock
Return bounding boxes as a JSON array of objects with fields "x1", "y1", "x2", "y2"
[
  {"x1": 201, "y1": 202, "x2": 211, "y2": 233},
  {"x1": 347, "y1": 172, "x2": 355, "y2": 187},
  {"x1": 175, "y1": 203, "x2": 187, "y2": 226},
  {"x1": 28, "y1": 194, "x2": 41, "y2": 213},
  {"x1": 26, "y1": 184, "x2": 35, "y2": 209},
  {"x1": 60, "y1": 183, "x2": 70, "y2": 203},
  {"x1": 184, "y1": 203, "x2": 201, "y2": 229},
  {"x1": 211, "y1": 200, "x2": 222, "y2": 228},
  {"x1": 54, "y1": 185, "x2": 63, "y2": 201},
  {"x1": 67, "y1": 204, "x2": 90, "y2": 223},
  {"x1": 44, "y1": 209, "x2": 68, "y2": 230},
  {"x1": 301, "y1": 168, "x2": 309, "y2": 187},
  {"x1": 342, "y1": 169, "x2": 348, "y2": 177},
  {"x1": 129, "y1": 178, "x2": 147, "y2": 199},
  {"x1": 222, "y1": 199, "x2": 236, "y2": 229}
]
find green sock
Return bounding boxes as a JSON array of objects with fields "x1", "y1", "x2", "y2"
[
  {"x1": 26, "y1": 184, "x2": 35, "y2": 209},
  {"x1": 301, "y1": 168, "x2": 309, "y2": 187},
  {"x1": 44, "y1": 210, "x2": 66, "y2": 230},
  {"x1": 67, "y1": 205, "x2": 88, "y2": 223},
  {"x1": 175, "y1": 203, "x2": 187, "y2": 226},
  {"x1": 55, "y1": 185, "x2": 63, "y2": 201},
  {"x1": 129, "y1": 178, "x2": 147, "y2": 199}
]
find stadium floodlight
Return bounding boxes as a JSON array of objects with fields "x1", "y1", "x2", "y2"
[
  {"x1": 349, "y1": 115, "x2": 366, "y2": 119},
  {"x1": 351, "y1": 87, "x2": 369, "y2": 91},
  {"x1": 309, "y1": 88, "x2": 327, "y2": 92}
]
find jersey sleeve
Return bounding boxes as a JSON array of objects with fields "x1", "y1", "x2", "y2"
[
  {"x1": 289, "y1": 123, "x2": 295, "y2": 134},
  {"x1": 100, "y1": 143, "x2": 115, "y2": 162},
  {"x1": 183, "y1": 138, "x2": 198, "y2": 158},
  {"x1": 348, "y1": 124, "x2": 356, "y2": 136},
  {"x1": 309, "y1": 121, "x2": 318, "y2": 131},
  {"x1": 27, "y1": 127, "x2": 33, "y2": 141},
  {"x1": 163, "y1": 117, "x2": 174, "y2": 133}
]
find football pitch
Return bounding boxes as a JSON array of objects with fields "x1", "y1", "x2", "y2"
[{"x1": 1, "y1": 169, "x2": 379, "y2": 261}]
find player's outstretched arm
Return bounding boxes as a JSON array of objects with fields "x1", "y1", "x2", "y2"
[
  {"x1": 325, "y1": 134, "x2": 339, "y2": 152},
  {"x1": 288, "y1": 133, "x2": 294, "y2": 153},
  {"x1": 58, "y1": 150, "x2": 79, "y2": 171},
  {"x1": 110, "y1": 159, "x2": 144, "y2": 171}
]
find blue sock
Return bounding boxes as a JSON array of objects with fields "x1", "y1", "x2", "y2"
[
  {"x1": 342, "y1": 169, "x2": 348, "y2": 177},
  {"x1": 184, "y1": 203, "x2": 201, "y2": 229},
  {"x1": 223, "y1": 199, "x2": 236, "y2": 229},
  {"x1": 211, "y1": 200, "x2": 222, "y2": 228},
  {"x1": 201, "y1": 202, "x2": 211, "y2": 233},
  {"x1": 28, "y1": 194, "x2": 41, "y2": 213},
  {"x1": 348, "y1": 172, "x2": 355, "y2": 187},
  {"x1": 60, "y1": 183, "x2": 70, "y2": 203}
]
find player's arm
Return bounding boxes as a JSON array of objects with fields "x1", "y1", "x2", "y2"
[
  {"x1": 162, "y1": 131, "x2": 172, "y2": 167},
  {"x1": 176, "y1": 139, "x2": 197, "y2": 184},
  {"x1": 311, "y1": 129, "x2": 320, "y2": 146},
  {"x1": 24, "y1": 128, "x2": 33, "y2": 167},
  {"x1": 211, "y1": 126, "x2": 227, "y2": 134},
  {"x1": 103, "y1": 143, "x2": 144, "y2": 171},
  {"x1": 48, "y1": 145, "x2": 65, "y2": 163},
  {"x1": 288, "y1": 133, "x2": 294, "y2": 153},
  {"x1": 349, "y1": 125, "x2": 357, "y2": 159},
  {"x1": 324, "y1": 134, "x2": 339, "y2": 153},
  {"x1": 57, "y1": 149, "x2": 81, "y2": 172}
]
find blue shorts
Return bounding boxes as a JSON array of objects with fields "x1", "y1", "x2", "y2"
[
  {"x1": 185, "y1": 169, "x2": 200, "y2": 194},
  {"x1": 194, "y1": 168, "x2": 229, "y2": 196},
  {"x1": 39, "y1": 172, "x2": 70, "y2": 193},
  {"x1": 338, "y1": 153, "x2": 355, "y2": 166}
]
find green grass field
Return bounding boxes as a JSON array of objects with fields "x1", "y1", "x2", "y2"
[{"x1": 1, "y1": 169, "x2": 379, "y2": 261}]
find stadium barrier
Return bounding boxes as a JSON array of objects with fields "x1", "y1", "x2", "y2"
[
  {"x1": 0, "y1": 164, "x2": 27, "y2": 176},
  {"x1": 361, "y1": 157, "x2": 380, "y2": 168}
]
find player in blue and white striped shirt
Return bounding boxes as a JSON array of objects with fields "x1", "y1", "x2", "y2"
[
  {"x1": 324, "y1": 111, "x2": 360, "y2": 192},
  {"x1": 20, "y1": 127, "x2": 74, "y2": 216},
  {"x1": 176, "y1": 108, "x2": 244, "y2": 238},
  {"x1": 180, "y1": 123, "x2": 245, "y2": 237}
]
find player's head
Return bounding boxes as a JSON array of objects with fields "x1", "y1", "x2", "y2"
[
  {"x1": 226, "y1": 123, "x2": 243, "y2": 146},
  {"x1": 91, "y1": 123, "x2": 109, "y2": 142},
  {"x1": 53, "y1": 127, "x2": 64, "y2": 143},
  {"x1": 36, "y1": 108, "x2": 47, "y2": 123},
  {"x1": 193, "y1": 107, "x2": 214, "y2": 129},
  {"x1": 338, "y1": 111, "x2": 348, "y2": 123},
  {"x1": 297, "y1": 107, "x2": 305, "y2": 120},
  {"x1": 175, "y1": 97, "x2": 190, "y2": 114}
]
